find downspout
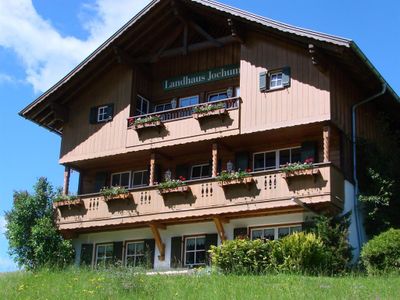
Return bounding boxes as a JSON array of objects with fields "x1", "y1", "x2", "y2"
[{"x1": 351, "y1": 83, "x2": 387, "y2": 253}]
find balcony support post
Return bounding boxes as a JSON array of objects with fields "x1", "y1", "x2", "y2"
[
  {"x1": 149, "y1": 153, "x2": 156, "y2": 186},
  {"x1": 149, "y1": 223, "x2": 165, "y2": 261},
  {"x1": 323, "y1": 125, "x2": 331, "y2": 163},
  {"x1": 213, "y1": 217, "x2": 228, "y2": 242},
  {"x1": 63, "y1": 166, "x2": 71, "y2": 195},
  {"x1": 212, "y1": 143, "x2": 218, "y2": 177}
]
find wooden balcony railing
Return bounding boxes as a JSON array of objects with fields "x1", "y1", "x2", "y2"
[
  {"x1": 55, "y1": 164, "x2": 344, "y2": 231},
  {"x1": 127, "y1": 97, "x2": 240, "y2": 128}
]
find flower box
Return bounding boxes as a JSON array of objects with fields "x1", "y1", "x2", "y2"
[
  {"x1": 53, "y1": 198, "x2": 83, "y2": 209},
  {"x1": 193, "y1": 108, "x2": 227, "y2": 120},
  {"x1": 159, "y1": 185, "x2": 191, "y2": 195},
  {"x1": 103, "y1": 193, "x2": 132, "y2": 202},
  {"x1": 133, "y1": 120, "x2": 162, "y2": 131},
  {"x1": 218, "y1": 176, "x2": 254, "y2": 187},
  {"x1": 282, "y1": 168, "x2": 320, "y2": 179}
]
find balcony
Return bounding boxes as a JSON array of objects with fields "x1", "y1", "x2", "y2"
[
  {"x1": 55, "y1": 163, "x2": 344, "y2": 232},
  {"x1": 125, "y1": 97, "x2": 240, "y2": 151}
]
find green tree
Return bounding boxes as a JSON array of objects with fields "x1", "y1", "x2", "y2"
[{"x1": 5, "y1": 178, "x2": 74, "y2": 270}]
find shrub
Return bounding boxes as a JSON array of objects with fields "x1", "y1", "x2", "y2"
[
  {"x1": 209, "y1": 238, "x2": 274, "y2": 274},
  {"x1": 271, "y1": 232, "x2": 327, "y2": 274},
  {"x1": 361, "y1": 228, "x2": 400, "y2": 274}
]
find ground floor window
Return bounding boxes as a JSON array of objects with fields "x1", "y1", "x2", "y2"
[
  {"x1": 131, "y1": 170, "x2": 149, "y2": 187},
  {"x1": 111, "y1": 171, "x2": 130, "y2": 188},
  {"x1": 250, "y1": 225, "x2": 302, "y2": 240},
  {"x1": 191, "y1": 164, "x2": 211, "y2": 180},
  {"x1": 96, "y1": 244, "x2": 113, "y2": 266},
  {"x1": 184, "y1": 236, "x2": 206, "y2": 267},
  {"x1": 253, "y1": 147, "x2": 301, "y2": 171},
  {"x1": 125, "y1": 241, "x2": 145, "y2": 267}
]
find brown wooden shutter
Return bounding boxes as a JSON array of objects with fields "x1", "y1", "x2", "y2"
[
  {"x1": 113, "y1": 241, "x2": 123, "y2": 265},
  {"x1": 80, "y1": 243, "x2": 93, "y2": 266},
  {"x1": 205, "y1": 233, "x2": 218, "y2": 265},
  {"x1": 259, "y1": 71, "x2": 268, "y2": 92},
  {"x1": 170, "y1": 236, "x2": 183, "y2": 268},
  {"x1": 106, "y1": 104, "x2": 114, "y2": 120},
  {"x1": 282, "y1": 67, "x2": 291, "y2": 87},
  {"x1": 89, "y1": 106, "x2": 98, "y2": 124},
  {"x1": 233, "y1": 227, "x2": 248, "y2": 239},
  {"x1": 144, "y1": 239, "x2": 155, "y2": 268}
]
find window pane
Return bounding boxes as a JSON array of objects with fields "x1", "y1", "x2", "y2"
[
  {"x1": 142, "y1": 100, "x2": 148, "y2": 114},
  {"x1": 290, "y1": 226, "x2": 302, "y2": 233},
  {"x1": 201, "y1": 165, "x2": 210, "y2": 178},
  {"x1": 263, "y1": 229, "x2": 275, "y2": 240},
  {"x1": 120, "y1": 173, "x2": 130, "y2": 187},
  {"x1": 136, "y1": 243, "x2": 144, "y2": 255},
  {"x1": 186, "y1": 252, "x2": 195, "y2": 265},
  {"x1": 191, "y1": 166, "x2": 201, "y2": 179},
  {"x1": 291, "y1": 148, "x2": 301, "y2": 163},
  {"x1": 186, "y1": 238, "x2": 195, "y2": 251},
  {"x1": 164, "y1": 103, "x2": 172, "y2": 110},
  {"x1": 105, "y1": 245, "x2": 113, "y2": 256},
  {"x1": 265, "y1": 152, "x2": 276, "y2": 169},
  {"x1": 136, "y1": 255, "x2": 145, "y2": 267},
  {"x1": 208, "y1": 94, "x2": 220, "y2": 102},
  {"x1": 155, "y1": 105, "x2": 164, "y2": 112},
  {"x1": 142, "y1": 171, "x2": 149, "y2": 185},
  {"x1": 97, "y1": 245, "x2": 105, "y2": 257},
  {"x1": 254, "y1": 153, "x2": 265, "y2": 170},
  {"x1": 127, "y1": 244, "x2": 135, "y2": 256},
  {"x1": 279, "y1": 149, "x2": 291, "y2": 166},
  {"x1": 180, "y1": 96, "x2": 199, "y2": 107},
  {"x1": 278, "y1": 227, "x2": 290, "y2": 239},
  {"x1": 251, "y1": 230, "x2": 263, "y2": 240},
  {"x1": 196, "y1": 251, "x2": 206, "y2": 264},
  {"x1": 111, "y1": 174, "x2": 120, "y2": 187},
  {"x1": 132, "y1": 172, "x2": 143, "y2": 186},
  {"x1": 196, "y1": 237, "x2": 205, "y2": 250}
]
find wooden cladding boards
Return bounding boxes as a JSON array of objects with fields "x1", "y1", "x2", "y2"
[
  {"x1": 239, "y1": 33, "x2": 330, "y2": 134},
  {"x1": 60, "y1": 65, "x2": 133, "y2": 162}
]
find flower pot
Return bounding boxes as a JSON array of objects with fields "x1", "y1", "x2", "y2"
[
  {"x1": 193, "y1": 108, "x2": 227, "y2": 120},
  {"x1": 103, "y1": 193, "x2": 132, "y2": 202},
  {"x1": 53, "y1": 198, "x2": 83, "y2": 209},
  {"x1": 218, "y1": 176, "x2": 254, "y2": 188},
  {"x1": 282, "y1": 168, "x2": 320, "y2": 179},
  {"x1": 132, "y1": 120, "x2": 162, "y2": 131},
  {"x1": 159, "y1": 185, "x2": 191, "y2": 195}
]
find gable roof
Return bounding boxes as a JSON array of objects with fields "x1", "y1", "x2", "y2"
[{"x1": 19, "y1": 0, "x2": 399, "y2": 135}]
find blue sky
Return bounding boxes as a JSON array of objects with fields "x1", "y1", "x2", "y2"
[{"x1": 0, "y1": 0, "x2": 398, "y2": 272}]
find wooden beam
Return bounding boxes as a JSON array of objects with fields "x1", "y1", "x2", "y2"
[
  {"x1": 212, "y1": 143, "x2": 218, "y2": 177},
  {"x1": 188, "y1": 20, "x2": 223, "y2": 47},
  {"x1": 150, "y1": 223, "x2": 165, "y2": 260},
  {"x1": 113, "y1": 46, "x2": 151, "y2": 78},
  {"x1": 149, "y1": 153, "x2": 156, "y2": 186},
  {"x1": 227, "y1": 18, "x2": 244, "y2": 44},
  {"x1": 323, "y1": 125, "x2": 331, "y2": 163},
  {"x1": 51, "y1": 102, "x2": 69, "y2": 122},
  {"x1": 308, "y1": 44, "x2": 328, "y2": 73},
  {"x1": 150, "y1": 25, "x2": 184, "y2": 63},
  {"x1": 213, "y1": 217, "x2": 227, "y2": 242},
  {"x1": 63, "y1": 166, "x2": 71, "y2": 195}
]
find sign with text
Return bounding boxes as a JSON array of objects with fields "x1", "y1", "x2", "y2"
[{"x1": 162, "y1": 64, "x2": 240, "y2": 91}]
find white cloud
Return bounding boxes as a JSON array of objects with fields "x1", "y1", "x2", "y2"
[
  {"x1": 0, "y1": 73, "x2": 14, "y2": 84},
  {"x1": 0, "y1": 0, "x2": 151, "y2": 93}
]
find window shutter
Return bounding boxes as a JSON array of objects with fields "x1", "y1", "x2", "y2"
[
  {"x1": 282, "y1": 67, "x2": 291, "y2": 87},
  {"x1": 301, "y1": 141, "x2": 318, "y2": 163},
  {"x1": 144, "y1": 239, "x2": 155, "y2": 268},
  {"x1": 154, "y1": 164, "x2": 163, "y2": 183},
  {"x1": 205, "y1": 233, "x2": 218, "y2": 265},
  {"x1": 235, "y1": 152, "x2": 249, "y2": 171},
  {"x1": 170, "y1": 236, "x2": 183, "y2": 268},
  {"x1": 175, "y1": 164, "x2": 189, "y2": 181},
  {"x1": 113, "y1": 241, "x2": 123, "y2": 265},
  {"x1": 94, "y1": 172, "x2": 108, "y2": 192},
  {"x1": 80, "y1": 243, "x2": 93, "y2": 266},
  {"x1": 217, "y1": 159, "x2": 222, "y2": 174},
  {"x1": 89, "y1": 106, "x2": 98, "y2": 124},
  {"x1": 259, "y1": 71, "x2": 268, "y2": 92},
  {"x1": 106, "y1": 104, "x2": 114, "y2": 120},
  {"x1": 233, "y1": 227, "x2": 248, "y2": 239}
]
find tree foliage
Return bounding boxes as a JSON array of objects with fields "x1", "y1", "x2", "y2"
[{"x1": 5, "y1": 178, "x2": 74, "y2": 270}]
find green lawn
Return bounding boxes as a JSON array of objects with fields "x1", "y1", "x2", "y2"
[{"x1": 1, "y1": 268, "x2": 399, "y2": 300}]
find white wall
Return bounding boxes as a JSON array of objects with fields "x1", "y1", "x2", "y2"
[{"x1": 72, "y1": 212, "x2": 309, "y2": 270}]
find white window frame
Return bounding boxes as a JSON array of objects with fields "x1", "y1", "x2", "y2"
[
  {"x1": 95, "y1": 243, "x2": 113, "y2": 266},
  {"x1": 125, "y1": 241, "x2": 145, "y2": 267},
  {"x1": 136, "y1": 95, "x2": 150, "y2": 116},
  {"x1": 190, "y1": 163, "x2": 211, "y2": 180},
  {"x1": 252, "y1": 147, "x2": 301, "y2": 171},
  {"x1": 269, "y1": 71, "x2": 283, "y2": 90},
  {"x1": 97, "y1": 105, "x2": 109, "y2": 122},
  {"x1": 179, "y1": 95, "x2": 199, "y2": 107},
  {"x1": 184, "y1": 235, "x2": 206, "y2": 267},
  {"x1": 131, "y1": 170, "x2": 149, "y2": 187},
  {"x1": 250, "y1": 224, "x2": 302, "y2": 241},
  {"x1": 154, "y1": 102, "x2": 172, "y2": 112},
  {"x1": 207, "y1": 91, "x2": 228, "y2": 102},
  {"x1": 110, "y1": 171, "x2": 131, "y2": 188}
]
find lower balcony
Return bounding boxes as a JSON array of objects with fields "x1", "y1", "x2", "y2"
[{"x1": 55, "y1": 163, "x2": 344, "y2": 232}]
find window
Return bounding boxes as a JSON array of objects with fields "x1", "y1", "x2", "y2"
[
  {"x1": 179, "y1": 95, "x2": 199, "y2": 107},
  {"x1": 90, "y1": 104, "x2": 114, "y2": 124},
  {"x1": 131, "y1": 170, "x2": 149, "y2": 187},
  {"x1": 136, "y1": 95, "x2": 150, "y2": 116},
  {"x1": 269, "y1": 72, "x2": 283, "y2": 89},
  {"x1": 125, "y1": 241, "x2": 145, "y2": 267},
  {"x1": 111, "y1": 171, "x2": 130, "y2": 188},
  {"x1": 250, "y1": 225, "x2": 302, "y2": 241},
  {"x1": 97, "y1": 106, "x2": 110, "y2": 122},
  {"x1": 253, "y1": 147, "x2": 301, "y2": 171},
  {"x1": 96, "y1": 244, "x2": 113, "y2": 266},
  {"x1": 207, "y1": 91, "x2": 228, "y2": 102},
  {"x1": 154, "y1": 102, "x2": 172, "y2": 112},
  {"x1": 184, "y1": 236, "x2": 206, "y2": 266},
  {"x1": 191, "y1": 164, "x2": 210, "y2": 180}
]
